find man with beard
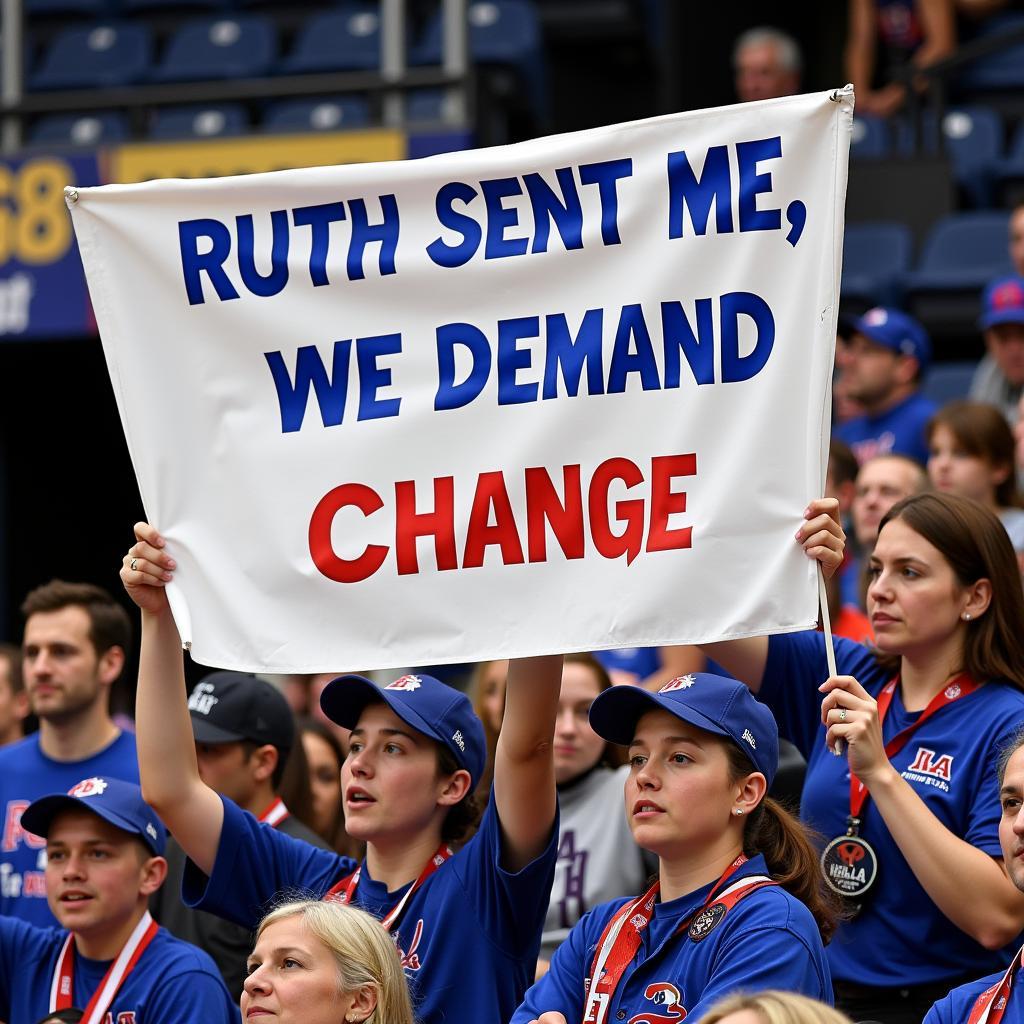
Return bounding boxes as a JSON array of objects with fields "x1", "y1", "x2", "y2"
[{"x1": 0, "y1": 581, "x2": 139, "y2": 925}]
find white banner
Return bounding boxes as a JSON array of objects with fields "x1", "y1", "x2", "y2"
[{"x1": 69, "y1": 88, "x2": 852, "y2": 673}]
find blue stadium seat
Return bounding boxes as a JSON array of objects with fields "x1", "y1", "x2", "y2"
[
  {"x1": 123, "y1": 0, "x2": 228, "y2": 11},
  {"x1": 263, "y1": 96, "x2": 371, "y2": 133},
  {"x1": 150, "y1": 14, "x2": 275, "y2": 83},
  {"x1": 921, "y1": 361, "x2": 977, "y2": 407},
  {"x1": 279, "y1": 7, "x2": 383, "y2": 73},
  {"x1": 26, "y1": 0, "x2": 112, "y2": 15},
  {"x1": 957, "y1": 13, "x2": 1024, "y2": 93},
  {"x1": 904, "y1": 212, "x2": 1012, "y2": 292},
  {"x1": 994, "y1": 120, "x2": 1024, "y2": 204},
  {"x1": 850, "y1": 115, "x2": 890, "y2": 160},
  {"x1": 842, "y1": 222, "x2": 913, "y2": 308},
  {"x1": 895, "y1": 106, "x2": 1003, "y2": 207},
  {"x1": 150, "y1": 103, "x2": 249, "y2": 139},
  {"x1": 413, "y1": 0, "x2": 547, "y2": 124},
  {"x1": 407, "y1": 88, "x2": 448, "y2": 123},
  {"x1": 28, "y1": 111, "x2": 129, "y2": 145},
  {"x1": 30, "y1": 22, "x2": 151, "y2": 90}
]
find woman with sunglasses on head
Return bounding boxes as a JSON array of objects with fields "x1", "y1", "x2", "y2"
[{"x1": 702, "y1": 493, "x2": 1024, "y2": 1024}]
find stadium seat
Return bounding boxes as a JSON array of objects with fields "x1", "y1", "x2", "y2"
[
  {"x1": 28, "y1": 110, "x2": 129, "y2": 145},
  {"x1": 895, "y1": 106, "x2": 1003, "y2": 207},
  {"x1": 956, "y1": 13, "x2": 1024, "y2": 93},
  {"x1": 994, "y1": 120, "x2": 1024, "y2": 207},
  {"x1": 413, "y1": 0, "x2": 547, "y2": 125},
  {"x1": 26, "y1": 0, "x2": 112, "y2": 16},
  {"x1": 850, "y1": 115, "x2": 890, "y2": 160},
  {"x1": 921, "y1": 361, "x2": 977, "y2": 407},
  {"x1": 841, "y1": 222, "x2": 913, "y2": 308},
  {"x1": 278, "y1": 7, "x2": 383, "y2": 74},
  {"x1": 150, "y1": 103, "x2": 249, "y2": 139},
  {"x1": 150, "y1": 14, "x2": 275, "y2": 83},
  {"x1": 30, "y1": 22, "x2": 151, "y2": 90},
  {"x1": 263, "y1": 96, "x2": 371, "y2": 133},
  {"x1": 904, "y1": 211, "x2": 1013, "y2": 350}
]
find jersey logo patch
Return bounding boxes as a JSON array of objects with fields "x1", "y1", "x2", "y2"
[
  {"x1": 660, "y1": 676, "x2": 695, "y2": 693},
  {"x1": 387, "y1": 675, "x2": 422, "y2": 692},
  {"x1": 68, "y1": 777, "x2": 108, "y2": 798},
  {"x1": 907, "y1": 746, "x2": 954, "y2": 782},
  {"x1": 627, "y1": 982, "x2": 687, "y2": 1023},
  {"x1": 398, "y1": 918, "x2": 425, "y2": 971},
  {"x1": 741, "y1": 729, "x2": 756, "y2": 749},
  {"x1": 687, "y1": 902, "x2": 726, "y2": 942}
]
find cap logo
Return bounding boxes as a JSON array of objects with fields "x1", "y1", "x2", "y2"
[
  {"x1": 386, "y1": 675, "x2": 422, "y2": 692},
  {"x1": 68, "y1": 777, "x2": 107, "y2": 798},
  {"x1": 864, "y1": 308, "x2": 888, "y2": 326},
  {"x1": 146, "y1": 823, "x2": 158, "y2": 841},
  {"x1": 188, "y1": 682, "x2": 219, "y2": 715},
  {"x1": 993, "y1": 281, "x2": 1024, "y2": 309},
  {"x1": 452, "y1": 729, "x2": 465, "y2": 752},
  {"x1": 741, "y1": 729, "x2": 757, "y2": 749},
  {"x1": 660, "y1": 675, "x2": 696, "y2": 693}
]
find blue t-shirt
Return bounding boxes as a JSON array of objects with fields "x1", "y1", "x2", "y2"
[
  {"x1": 183, "y1": 791, "x2": 558, "y2": 1024},
  {"x1": 512, "y1": 853, "x2": 831, "y2": 1024},
  {"x1": 925, "y1": 969, "x2": 1023, "y2": 1024},
  {"x1": 0, "y1": 915, "x2": 237, "y2": 1023},
  {"x1": 0, "y1": 731, "x2": 139, "y2": 926},
  {"x1": 835, "y1": 391, "x2": 936, "y2": 466},
  {"x1": 761, "y1": 631, "x2": 1024, "y2": 986}
]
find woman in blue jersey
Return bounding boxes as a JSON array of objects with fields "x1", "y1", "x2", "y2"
[
  {"x1": 703, "y1": 493, "x2": 1024, "y2": 1024},
  {"x1": 513, "y1": 671, "x2": 839, "y2": 1024}
]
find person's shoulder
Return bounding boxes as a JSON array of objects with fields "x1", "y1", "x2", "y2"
[
  {"x1": 0, "y1": 732, "x2": 41, "y2": 765},
  {"x1": 904, "y1": 391, "x2": 938, "y2": 418},
  {"x1": 148, "y1": 926, "x2": 229, "y2": 977},
  {"x1": 716, "y1": 881, "x2": 821, "y2": 942},
  {"x1": 926, "y1": 970, "x2": 1002, "y2": 1024}
]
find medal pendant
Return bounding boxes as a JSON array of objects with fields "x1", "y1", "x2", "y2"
[{"x1": 820, "y1": 827, "x2": 879, "y2": 904}]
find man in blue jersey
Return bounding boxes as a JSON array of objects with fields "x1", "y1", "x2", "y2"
[
  {"x1": 834, "y1": 307, "x2": 936, "y2": 467},
  {"x1": 925, "y1": 732, "x2": 1024, "y2": 1024},
  {"x1": 122, "y1": 521, "x2": 562, "y2": 1024},
  {"x1": 0, "y1": 582, "x2": 140, "y2": 926},
  {"x1": 0, "y1": 775, "x2": 236, "y2": 1023}
]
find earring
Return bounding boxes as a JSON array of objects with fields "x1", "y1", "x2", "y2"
[
  {"x1": 733, "y1": 808, "x2": 744, "y2": 816},
  {"x1": 962, "y1": 612, "x2": 972, "y2": 621}
]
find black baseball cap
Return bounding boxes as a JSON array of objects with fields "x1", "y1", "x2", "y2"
[{"x1": 186, "y1": 671, "x2": 294, "y2": 753}]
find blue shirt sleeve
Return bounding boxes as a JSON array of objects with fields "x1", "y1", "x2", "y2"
[
  {"x1": 0, "y1": 915, "x2": 38, "y2": 1018},
  {"x1": 453, "y1": 791, "x2": 560, "y2": 957},
  {"x1": 758, "y1": 631, "x2": 882, "y2": 758},
  {"x1": 966, "y1": 720, "x2": 1023, "y2": 858},
  {"x1": 145, "y1": 967, "x2": 238, "y2": 1024},
  {"x1": 510, "y1": 903, "x2": 617, "y2": 1024},
  {"x1": 182, "y1": 795, "x2": 353, "y2": 928}
]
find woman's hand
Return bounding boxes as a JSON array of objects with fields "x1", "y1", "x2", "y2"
[
  {"x1": 528, "y1": 1015, "x2": 568, "y2": 1024},
  {"x1": 121, "y1": 522, "x2": 175, "y2": 616},
  {"x1": 819, "y1": 675, "x2": 895, "y2": 786},
  {"x1": 798, "y1": 497, "x2": 845, "y2": 579}
]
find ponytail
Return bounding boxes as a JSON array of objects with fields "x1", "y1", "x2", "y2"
[{"x1": 725, "y1": 745, "x2": 841, "y2": 943}]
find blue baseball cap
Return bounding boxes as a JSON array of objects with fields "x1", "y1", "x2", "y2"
[
  {"x1": 588, "y1": 673, "x2": 779, "y2": 785},
  {"x1": 846, "y1": 306, "x2": 931, "y2": 374},
  {"x1": 21, "y1": 777, "x2": 167, "y2": 856},
  {"x1": 979, "y1": 276, "x2": 1024, "y2": 330},
  {"x1": 321, "y1": 673, "x2": 486, "y2": 787}
]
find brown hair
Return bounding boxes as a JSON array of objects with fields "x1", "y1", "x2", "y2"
[
  {"x1": 21, "y1": 580, "x2": 131, "y2": 660},
  {"x1": 469, "y1": 659, "x2": 507, "y2": 795},
  {"x1": 828, "y1": 439, "x2": 859, "y2": 490},
  {"x1": 926, "y1": 401, "x2": 1022, "y2": 508},
  {"x1": 564, "y1": 652, "x2": 626, "y2": 770},
  {"x1": 724, "y1": 744, "x2": 840, "y2": 943},
  {"x1": 875, "y1": 493, "x2": 1024, "y2": 689},
  {"x1": 436, "y1": 744, "x2": 483, "y2": 845},
  {"x1": 0, "y1": 643, "x2": 23, "y2": 694}
]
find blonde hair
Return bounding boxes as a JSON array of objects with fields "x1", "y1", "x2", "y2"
[
  {"x1": 702, "y1": 991, "x2": 853, "y2": 1024},
  {"x1": 256, "y1": 900, "x2": 414, "y2": 1024}
]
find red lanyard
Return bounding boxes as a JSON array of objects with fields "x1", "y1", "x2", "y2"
[
  {"x1": 323, "y1": 844, "x2": 453, "y2": 932},
  {"x1": 849, "y1": 674, "x2": 979, "y2": 818},
  {"x1": 581, "y1": 856, "x2": 776, "y2": 1024},
  {"x1": 50, "y1": 911, "x2": 159, "y2": 1024},
  {"x1": 967, "y1": 943, "x2": 1024, "y2": 1024},
  {"x1": 258, "y1": 797, "x2": 290, "y2": 828}
]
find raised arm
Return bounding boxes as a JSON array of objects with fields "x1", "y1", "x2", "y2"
[
  {"x1": 122, "y1": 523, "x2": 224, "y2": 875},
  {"x1": 701, "y1": 498, "x2": 845, "y2": 692},
  {"x1": 492, "y1": 654, "x2": 562, "y2": 872}
]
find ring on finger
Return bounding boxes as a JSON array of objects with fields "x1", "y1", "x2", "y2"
[
  {"x1": 838, "y1": 708, "x2": 847, "y2": 722},
  {"x1": 130, "y1": 558, "x2": 138, "y2": 572}
]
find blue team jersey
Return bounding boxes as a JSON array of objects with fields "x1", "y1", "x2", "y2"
[
  {"x1": 0, "y1": 916, "x2": 237, "y2": 1024},
  {"x1": 183, "y1": 790, "x2": 558, "y2": 1024},
  {"x1": 925, "y1": 970, "x2": 1024, "y2": 1024},
  {"x1": 512, "y1": 853, "x2": 831, "y2": 1024},
  {"x1": 0, "y1": 732, "x2": 139, "y2": 926},
  {"x1": 834, "y1": 391, "x2": 936, "y2": 466},
  {"x1": 760, "y1": 631, "x2": 1024, "y2": 987}
]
